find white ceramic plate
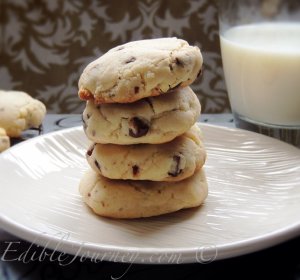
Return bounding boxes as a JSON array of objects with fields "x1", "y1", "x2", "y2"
[{"x1": 0, "y1": 124, "x2": 300, "y2": 264}]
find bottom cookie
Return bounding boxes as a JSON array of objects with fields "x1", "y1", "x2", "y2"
[{"x1": 79, "y1": 168, "x2": 208, "y2": 219}]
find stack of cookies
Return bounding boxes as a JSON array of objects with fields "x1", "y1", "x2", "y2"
[{"x1": 78, "y1": 38, "x2": 208, "y2": 219}]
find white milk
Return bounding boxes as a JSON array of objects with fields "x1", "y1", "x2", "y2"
[{"x1": 220, "y1": 23, "x2": 300, "y2": 126}]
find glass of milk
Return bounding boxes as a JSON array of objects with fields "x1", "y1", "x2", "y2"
[{"x1": 219, "y1": 0, "x2": 300, "y2": 147}]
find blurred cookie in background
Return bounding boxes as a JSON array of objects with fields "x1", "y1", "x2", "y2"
[
  {"x1": 0, "y1": 128, "x2": 10, "y2": 152},
  {"x1": 0, "y1": 90, "x2": 46, "y2": 138}
]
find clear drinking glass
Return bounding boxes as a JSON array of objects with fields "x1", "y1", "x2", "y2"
[{"x1": 218, "y1": 0, "x2": 300, "y2": 147}]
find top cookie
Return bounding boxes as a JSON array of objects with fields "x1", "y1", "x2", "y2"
[
  {"x1": 0, "y1": 90, "x2": 46, "y2": 137},
  {"x1": 78, "y1": 37, "x2": 203, "y2": 104}
]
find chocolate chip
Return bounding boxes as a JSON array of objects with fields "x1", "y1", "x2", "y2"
[
  {"x1": 94, "y1": 160, "x2": 101, "y2": 170},
  {"x1": 88, "y1": 192, "x2": 91, "y2": 197},
  {"x1": 128, "y1": 117, "x2": 149, "y2": 138},
  {"x1": 169, "y1": 64, "x2": 173, "y2": 71},
  {"x1": 87, "y1": 144, "x2": 95, "y2": 156},
  {"x1": 116, "y1": 46, "x2": 125, "y2": 51},
  {"x1": 168, "y1": 155, "x2": 183, "y2": 177},
  {"x1": 92, "y1": 130, "x2": 96, "y2": 137},
  {"x1": 134, "y1": 86, "x2": 139, "y2": 94},
  {"x1": 175, "y1": 57, "x2": 184, "y2": 67},
  {"x1": 132, "y1": 165, "x2": 139, "y2": 176},
  {"x1": 125, "y1": 57, "x2": 136, "y2": 64},
  {"x1": 86, "y1": 113, "x2": 90, "y2": 119}
]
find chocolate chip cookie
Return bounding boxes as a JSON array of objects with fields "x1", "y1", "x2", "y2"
[
  {"x1": 78, "y1": 37, "x2": 202, "y2": 104},
  {"x1": 79, "y1": 167, "x2": 208, "y2": 219},
  {"x1": 86, "y1": 124, "x2": 206, "y2": 181},
  {"x1": 0, "y1": 128, "x2": 10, "y2": 152},
  {"x1": 83, "y1": 86, "x2": 200, "y2": 144},
  {"x1": 0, "y1": 90, "x2": 46, "y2": 137}
]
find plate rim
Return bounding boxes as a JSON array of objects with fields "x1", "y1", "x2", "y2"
[{"x1": 1, "y1": 211, "x2": 299, "y2": 264}]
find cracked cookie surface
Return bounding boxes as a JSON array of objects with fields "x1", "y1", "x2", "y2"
[
  {"x1": 83, "y1": 86, "x2": 200, "y2": 144},
  {"x1": 78, "y1": 37, "x2": 203, "y2": 104},
  {"x1": 0, "y1": 90, "x2": 46, "y2": 137},
  {"x1": 86, "y1": 124, "x2": 206, "y2": 182},
  {"x1": 79, "y1": 167, "x2": 208, "y2": 219}
]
